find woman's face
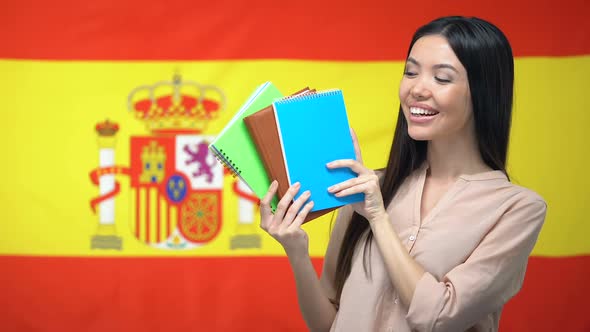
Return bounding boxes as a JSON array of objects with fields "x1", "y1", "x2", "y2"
[{"x1": 399, "y1": 35, "x2": 473, "y2": 143}]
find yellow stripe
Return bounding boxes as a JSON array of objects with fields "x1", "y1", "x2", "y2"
[
  {"x1": 509, "y1": 56, "x2": 590, "y2": 257},
  {"x1": 0, "y1": 58, "x2": 588, "y2": 257},
  {"x1": 170, "y1": 205, "x2": 178, "y2": 243}
]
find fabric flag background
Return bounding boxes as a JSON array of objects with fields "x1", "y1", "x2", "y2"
[{"x1": 1, "y1": 0, "x2": 588, "y2": 331}]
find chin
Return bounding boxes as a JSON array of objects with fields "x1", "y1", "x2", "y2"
[{"x1": 407, "y1": 127, "x2": 433, "y2": 141}]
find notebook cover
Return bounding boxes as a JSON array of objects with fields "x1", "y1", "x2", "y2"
[
  {"x1": 244, "y1": 89, "x2": 336, "y2": 222},
  {"x1": 273, "y1": 89, "x2": 364, "y2": 212},
  {"x1": 208, "y1": 82, "x2": 283, "y2": 200}
]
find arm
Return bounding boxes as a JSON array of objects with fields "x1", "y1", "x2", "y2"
[
  {"x1": 319, "y1": 204, "x2": 354, "y2": 306},
  {"x1": 287, "y1": 252, "x2": 337, "y2": 332},
  {"x1": 326, "y1": 128, "x2": 428, "y2": 310},
  {"x1": 327, "y1": 129, "x2": 546, "y2": 331},
  {"x1": 293, "y1": 205, "x2": 353, "y2": 332},
  {"x1": 369, "y1": 211, "x2": 425, "y2": 308},
  {"x1": 259, "y1": 181, "x2": 341, "y2": 332},
  {"x1": 333, "y1": 174, "x2": 546, "y2": 331},
  {"x1": 403, "y1": 195, "x2": 546, "y2": 332}
]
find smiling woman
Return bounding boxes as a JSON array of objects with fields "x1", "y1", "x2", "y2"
[
  {"x1": 400, "y1": 35, "x2": 474, "y2": 142},
  {"x1": 0, "y1": 1, "x2": 588, "y2": 331},
  {"x1": 258, "y1": 16, "x2": 546, "y2": 332}
]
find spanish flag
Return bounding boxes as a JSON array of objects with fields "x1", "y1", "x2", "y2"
[{"x1": 1, "y1": 1, "x2": 588, "y2": 331}]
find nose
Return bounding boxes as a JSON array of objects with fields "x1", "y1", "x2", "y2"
[{"x1": 410, "y1": 77, "x2": 431, "y2": 100}]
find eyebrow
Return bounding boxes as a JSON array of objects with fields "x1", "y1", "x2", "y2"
[{"x1": 406, "y1": 57, "x2": 459, "y2": 73}]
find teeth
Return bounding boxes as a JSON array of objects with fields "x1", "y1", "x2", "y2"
[{"x1": 410, "y1": 107, "x2": 437, "y2": 116}]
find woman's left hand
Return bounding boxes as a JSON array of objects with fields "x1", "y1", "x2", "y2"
[{"x1": 326, "y1": 128, "x2": 387, "y2": 222}]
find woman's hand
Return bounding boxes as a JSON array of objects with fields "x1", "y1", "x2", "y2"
[
  {"x1": 259, "y1": 180, "x2": 315, "y2": 257},
  {"x1": 326, "y1": 128, "x2": 387, "y2": 222}
]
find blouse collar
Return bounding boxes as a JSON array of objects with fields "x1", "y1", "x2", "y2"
[{"x1": 418, "y1": 162, "x2": 508, "y2": 182}]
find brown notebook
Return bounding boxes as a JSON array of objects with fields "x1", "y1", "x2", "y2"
[{"x1": 244, "y1": 88, "x2": 336, "y2": 223}]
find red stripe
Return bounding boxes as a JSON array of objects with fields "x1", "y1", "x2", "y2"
[
  {"x1": 500, "y1": 256, "x2": 590, "y2": 331},
  {"x1": 1, "y1": 0, "x2": 588, "y2": 60},
  {"x1": 135, "y1": 189, "x2": 140, "y2": 238},
  {"x1": 0, "y1": 255, "x2": 587, "y2": 331}
]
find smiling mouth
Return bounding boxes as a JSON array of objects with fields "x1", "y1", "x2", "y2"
[{"x1": 410, "y1": 107, "x2": 439, "y2": 117}]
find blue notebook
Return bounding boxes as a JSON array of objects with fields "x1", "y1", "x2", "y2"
[{"x1": 273, "y1": 89, "x2": 364, "y2": 211}]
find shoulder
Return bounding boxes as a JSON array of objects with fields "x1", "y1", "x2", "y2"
[
  {"x1": 504, "y1": 184, "x2": 547, "y2": 217},
  {"x1": 463, "y1": 171, "x2": 546, "y2": 208},
  {"x1": 509, "y1": 184, "x2": 546, "y2": 206},
  {"x1": 457, "y1": 174, "x2": 547, "y2": 229},
  {"x1": 488, "y1": 182, "x2": 548, "y2": 232},
  {"x1": 489, "y1": 175, "x2": 546, "y2": 209}
]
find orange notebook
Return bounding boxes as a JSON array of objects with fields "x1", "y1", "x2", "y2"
[{"x1": 244, "y1": 88, "x2": 336, "y2": 223}]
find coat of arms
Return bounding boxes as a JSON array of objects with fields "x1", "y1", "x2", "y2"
[{"x1": 88, "y1": 75, "x2": 261, "y2": 251}]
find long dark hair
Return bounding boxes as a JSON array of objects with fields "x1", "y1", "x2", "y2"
[{"x1": 332, "y1": 16, "x2": 515, "y2": 304}]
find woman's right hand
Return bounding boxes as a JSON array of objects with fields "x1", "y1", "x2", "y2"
[{"x1": 259, "y1": 180, "x2": 315, "y2": 257}]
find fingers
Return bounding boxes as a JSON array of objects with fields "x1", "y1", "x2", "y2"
[
  {"x1": 327, "y1": 173, "x2": 379, "y2": 199},
  {"x1": 259, "y1": 180, "x2": 278, "y2": 230},
  {"x1": 273, "y1": 182, "x2": 301, "y2": 224},
  {"x1": 326, "y1": 159, "x2": 370, "y2": 175},
  {"x1": 289, "y1": 200, "x2": 315, "y2": 230},
  {"x1": 333, "y1": 182, "x2": 375, "y2": 197},
  {"x1": 327, "y1": 174, "x2": 376, "y2": 193},
  {"x1": 282, "y1": 190, "x2": 311, "y2": 227},
  {"x1": 350, "y1": 127, "x2": 364, "y2": 164}
]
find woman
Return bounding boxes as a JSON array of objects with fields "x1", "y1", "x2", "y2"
[{"x1": 259, "y1": 16, "x2": 546, "y2": 332}]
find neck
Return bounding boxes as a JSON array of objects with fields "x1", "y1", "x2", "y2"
[{"x1": 426, "y1": 132, "x2": 489, "y2": 181}]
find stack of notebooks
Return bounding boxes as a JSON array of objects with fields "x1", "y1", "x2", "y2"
[{"x1": 209, "y1": 82, "x2": 363, "y2": 223}]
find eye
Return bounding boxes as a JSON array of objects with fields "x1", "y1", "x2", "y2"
[
  {"x1": 435, "y1": 76, "x2": 451, "y2": 83},
  {"x1": 404, "y1": 70, "x2": 417, "y2": 77}
]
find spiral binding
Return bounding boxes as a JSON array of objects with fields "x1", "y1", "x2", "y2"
[
  {"x1": 274, "y1": 89, "x2": 340, "y2": 105},
  {"x1": 211, "y1": 145, "x2": 279, "y2": 213},
  {"x1": 211, "y1": 146, "x2": 241, "y2": 178}
]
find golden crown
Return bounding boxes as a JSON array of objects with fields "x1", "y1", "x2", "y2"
[
  {"x1": 127, "y1": 74, "x2": 226, "y2": 135},
  {"x1": 95, "y1": 119, "x2": 120, "y2": 136}
]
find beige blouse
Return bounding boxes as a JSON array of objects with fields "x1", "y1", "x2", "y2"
[{"x1": 321, "y1": 164, "x2": 547, "y2": 332}]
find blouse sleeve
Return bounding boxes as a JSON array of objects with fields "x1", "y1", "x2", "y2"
[{"x1": 405, "y1": 192, "x2": 547, "y2": 332}]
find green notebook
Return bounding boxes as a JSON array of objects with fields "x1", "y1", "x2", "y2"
[{"x1": 209, "y1": 82, "x2": 283, "y2": 208}]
